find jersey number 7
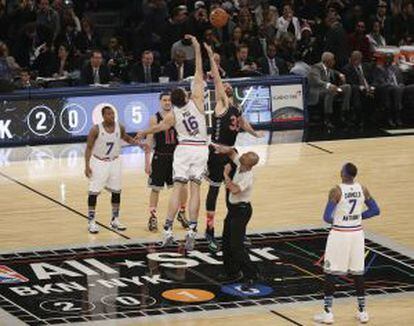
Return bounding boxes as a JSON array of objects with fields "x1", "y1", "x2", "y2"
[
  {"x1": 106, "y1": 142, "x2": 114, "y2": 155},
  {"x1": 348, "y1": 199, "x2": 357, "y2": 214}
]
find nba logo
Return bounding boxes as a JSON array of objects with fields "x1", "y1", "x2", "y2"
[{"x1": 0, "y1": 265, "x2": 28, "y2": 284}]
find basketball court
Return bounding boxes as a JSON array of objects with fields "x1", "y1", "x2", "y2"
[{"x1": 0, "y1": 132, "x2": 413, "y2": 325}]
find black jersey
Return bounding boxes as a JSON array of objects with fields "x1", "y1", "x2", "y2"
[
  {"x1": 211, "y1": 105, "x2": 242, "y2": 146},
  {"x1": 153, "y1": 112, "x2": 177, "y2": 154}
]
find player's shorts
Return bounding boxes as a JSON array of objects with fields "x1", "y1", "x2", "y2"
[
  {"x1": 88, "y1": 155, "x2": 121, "y2": 194},
  {"x1": 206, "y1": 147, "x2": 231, "y2": 187},
  {"x1": 324, "y1": 229, "x2": 365, "y2": 275},
  {"x1": 173, "y1": 143, "x2": 209, "y2": 184},
  {"x1": 148, "y1": 152, "x2": 174, "y2": 190}
]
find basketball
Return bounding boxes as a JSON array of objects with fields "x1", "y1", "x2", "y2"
[{"x1": 210, "y1": 8, "x2": 229, "y2": 28}]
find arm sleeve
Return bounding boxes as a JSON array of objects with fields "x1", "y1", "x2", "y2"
[
  {"x1": 362, "y1": 198, "x2": 380, "y2": 219},
  {"x1": 323, "y1": 201, "x2": 337, "y2": 224}
]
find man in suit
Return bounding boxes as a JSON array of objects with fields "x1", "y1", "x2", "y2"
[
  {"x1": 80, "y1": 50, "x2": 111, "y2": 85},
  {"x1": 308, "y1": 52, "x2": 352, "y2": 129},
  {"x1": 130, "y1": 50, "x2": 161, "y2": 83},
  {"x1": 163, "y1": 49, "x2": 194, "y2": 82},
  {"x1": 257, "y1": 43, "x2": 288, "y2": 76},
  {"x1": 227, "y1": 44, "x2": 259, "y2": 78},
  {"x1": 343, "y1": 51, "x2": 375, "y2": 128},
  {"x1": 372, "y1": 54, "x2": 405, "y2": 126}
]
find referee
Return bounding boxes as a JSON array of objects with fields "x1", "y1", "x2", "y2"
[{"x1": 213, "y1": 144, "x2": 260, "y2": 284}]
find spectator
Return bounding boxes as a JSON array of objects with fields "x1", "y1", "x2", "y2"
[
  {"x1": 36, "y1": 0, "x2": 60, "y2": 42},
  {"x1": 297, "y1": 25, "x2": 318, "y2": 64},
  {"x1": 237, "y1": 7, "x2": 255, "y2": 35},
  {"x1": 203, "y1": 28, "x2": 222, "y2": 54},
  {"x1": 0, "y1": 42, "x2": 21, "y2": 80},
  {"x1": 163, "y1": 49, "x2": 194, "y2": 82},
  {"x1": 105, "y1": 37, "x2": 128, "y2": 81},
  {"x1": 393, "y1": 1, "x2": 414, "y2": 45},
  {"x1": 206, "y1": 52, "x2": 227, "y2": 80},
  {"x1": 171, "y1": 37, "x2": 195, "y2": 62},
  {"x1": 348, "y1": 21, "x2": 372, "y2": 62},
  {"x1": 75, "y1": 17, "x2": 101, "y2": 55},
  {"x1": 369, "y1": 1, "x2": 393, "y2": 44},
  {"x1": 261, "y1": 6, "x2": 279, "y2": 40},
  {"x1": 372, "y1": 54, "x2": 405, "y2": 126},
  {"x1": 31, "y1": 42, "x2": 58, "y2": 77},
  {"x1": 290, "y1": 51, "x2": 311, "y2": 77},
  {"x1": 13, "y1": 22, "x2": 39, "y2": 68},
  {"x1": 8, "y1": 0, "x2": 37, "y2": 41},
  {"x1": 55, "y1": 16, "x2": 78, "y2": 53},
  {"x1": 223, "y1": 26, "x2": 245, "y2": 61},
  {"x1": 227, "y1": 44, "x2": 259, "y2": 78},
  {"x1": 54, "y1": 44, "x2": 74, "y2": 77},
  {"x1": 367, "y1": 20, "x2": 386, "y2": 52},
  {"x1": 15, "y1": 68, "x2": 38, "y2": 88},
  {"x1": 161, "y1": 6, "x2": 189, "y2": 64},
  {"x1": 80, "y1": 50, "x2": 111, "y2": 85},
  {"x1": 324, "y1": 13, "x2": 350, "y2": 69},
  {"x1": 276, "y1": 32, "x2": 296, "y2": 69},
  {"x1": 257, "y1": 43, "x2": 288, "y2": 76},
  {"x1": 276, "y1": 4, "x2": 301, "y2": 41},
  {"x1": 342, "y1": 51, "x2": 375, "y2": 128},
  {"x1": 186, "y1": 4, "x2": 210, "y2": 40},
  {"x1": 343, "y1": 4, "x2": 364, "y2": 33},
  {"x1": 130, "y1": 50, "x2": 161, "y2": 83},
  {"x1": 308, "y1": 52, "x2": 351, "y2": 129}
]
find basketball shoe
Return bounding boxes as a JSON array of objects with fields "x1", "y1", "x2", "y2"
[
  {"x1": 185, "y1": 229, "x2": 197, "y2": 251},
  {"x1": 313, "y1": 310, "x2": 334, "y2": 324},
  {"x1": 110, "y1": 218, "x2": 127, "y2": 231},
  {"x1": 88, "y1": 220, "x2": 99, "y2": 234},
  {"x1": 148, "y1": 212, "x2": 158, "y2": 232},
  {"x1": 161, "y1": 228, "x2": 175, "y2": 247},
  {"x1": 356, "y1": 310, "x2": 369, "y2": 323}
]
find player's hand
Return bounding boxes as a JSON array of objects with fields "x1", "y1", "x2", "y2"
[
  {"x1": 185, "y1": 34, "x2": 200, "y2": 48},
  {"x1": 203, "y1": 43, "x2": 214, "y2": 57},
  {"x1": 254, "y1": 130, "x2": 265, "y2": 138},
  {"x1": 84, "y1": 166, "x2": 92, "y2": 178},
  {"x1": 135, "y1": 131, "x2": 146, "y2": 141}
]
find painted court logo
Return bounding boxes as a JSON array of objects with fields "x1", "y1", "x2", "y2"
[{"x1": 0, "y1": 265, "x2": 28, "y2": 284}]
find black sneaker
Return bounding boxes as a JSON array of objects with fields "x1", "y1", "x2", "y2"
[
  {"x1": 205, "y1": 229, "x2": 219, "y2": 252},
  {"x1": 148, "y1": 212, "x2": 158, "y2": 232},
  {"x1": 177, "y1": 210, "x2": 189, "y2": 229}
]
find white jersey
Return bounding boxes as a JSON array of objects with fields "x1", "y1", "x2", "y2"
[
  {"x1": 173, "y1": 100, "x2": 207, "y2": 144},
  {"x1": 92, "y1": 123, "x2": 122, "y2": 160},
  {"x1": 332, "y1": 183, "x2": 365, "y2": 230}
]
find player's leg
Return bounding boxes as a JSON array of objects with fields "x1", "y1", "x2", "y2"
[
  {"x1": 147, "y1": 155, "x2": 165, "y2": 232},
  {"x1": 162, "y1": 181, "x2": 185, "y2": 246},
  {"x1": 87, "y1": 157, "x2": 107, "y2": 233},
  {"x1": 107, "y1": 158, "x2": 126, "y2": 230},
  {"x1": 148, "y1": 189, "x2": 160, "y2": 231},
  {"x1": 176, "y1": 183, "x2": 189, "y2": 228},
  {"x1": 350, "y1": 230, "x2": 369, "y2": 323}
]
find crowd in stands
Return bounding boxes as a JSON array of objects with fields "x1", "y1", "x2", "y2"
[{"x1": 0, "y1": 0, "x2": 414, "y2": 128}]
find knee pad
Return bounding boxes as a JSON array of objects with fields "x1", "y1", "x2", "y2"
[
  {"x1": 206, "y1": 185, "x2": 220, "y2": 211},
  {"x1": 88, "y1": 194, "x2": 97, "y2": 207},
  {"x1": 111, "y1": 192, "x2": 121, "y2": 204}
]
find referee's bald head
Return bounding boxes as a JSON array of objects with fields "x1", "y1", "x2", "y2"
[{"x1": 240, "y1": 151, "x2": 259, "y2": 169}]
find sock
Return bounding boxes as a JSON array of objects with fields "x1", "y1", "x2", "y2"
[
  {"x1": 149, "y1": 207, "x2": 157, "y2": 215},
  {"x1": 164, "y1": 219, "x2": 173, "y2": 231},
  {"x1": 189, "y1": 221, "x2": 197, "y2": 232},
  {"x1": 324, "y1": 296, "x2": 333, "y2": 313},
  {"x1": 206, "y1": 212, "x2": 215, "y2": 231},
  {"x1": 357, "y1": 296, "x2": 365, "y2": 312},
  {"x1": 112, "y1": 207, "x2": 119, "y2": 221},
  {"x1": 88, "y1": 209, "x2": 95, "y2": 222}
]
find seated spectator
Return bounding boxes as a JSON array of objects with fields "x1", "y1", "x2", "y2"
[
  {"x1": 76, "y1": 17, "x2": 101, "y2": 55},
  {"x1": 257, "y1": 43, "x2": 288, "y2": 76},
  {"x1": 223, "y1": 26, "x2": 245, "y2": 61},
  {"x1": 372, "y1": 54, "x2": 405, "y2": 126},
  {"x1": 227, "y1": 44, "x2": 259, "y2": 78},
  {"x1": 276, "y1": 4, "x2": 301, "y2": 41},
  {"x1": 348, "y1": 21, "x2": 372, "y2": 62},
  {"x1": 56, "y1": 17, "x2": 78, "y2": 54},
  {"x1": 15, "y1": 68, "x2": 38, "y2": 89},
  {"x1": 206, "y1": 52, "x2": 227, "y2": 80},
  {"x1": 203, "y1": 28, "x2": 222, "y2": 54},
  {"x1": 8, "y1": 0, "x2": 37, "y2": 42},
  {"x1": 186, "y1": 3, "x2": 210, "y2": 40},
  {"x1": 308, "y1": 52, "x2": 351, "y2": 129},
  {"x1": 342, "y1": 51, "x2": 375, "y2": 128},
  {"x1": 276, "y1": 32, "x2": 296, "y2": 69},
  {"x1": 31, "y1": 42, "x2": 58, "y2": 77},
  {"x1": 237, "y1": 7, "x2": 255, "y2": 35},
  {"x1": 324, "y1": 14, "x2": 350, "y2": 69},
  {"x1": 297, "y1": 25, "x2": 318, "y2": 65},
  {"x1": 369, "y1": 1, "x2": 393, "y2": 44},
  {"x1": 36, "y1": 0, "x2": 60, "y2": 42},
  {"x1": 290, "y1": 52, "x2": 311, "y2": 77},
  {"x1": 0, "y1": 42, "x2": 21, "y2": 80},
  {"x1": 171, "y1": 37, "x2": 195, "y2": 62},
  {"x1": 163, "y1": 49, "x2": 194, "y2": 82},
  {"x1": 130, "y1": 50, "x2": 161, "y2": 83},
  {"x1": 393, "y1": 1, "x2": 414, "y2": 45},
  {"x1": 54, "y1": 44, "x2": 74, "y2": 77},
  {"x1": 105, "y1": 37, "x2": 128, "y2": 81},
  {"x1": 367, "y1": 20, "x2": 386, "y2": 52},
  {"x1": 80, "y1": 49, "x2": 111, "y2": 85},
  {"x1": 261, "y1": 6, "x2": 279, "y2": 40}
]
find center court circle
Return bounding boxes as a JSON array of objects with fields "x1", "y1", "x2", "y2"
[{"x1": 162, "y1": 288, "x2": 215, "y2": 303}]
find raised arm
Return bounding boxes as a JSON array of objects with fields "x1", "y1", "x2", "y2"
[
  {"x1": 135, "y1": 112, "x2": 175, "y2": 140},
  {"x1": 186, "y1": 35, "x2": 205, "y2": 112},
  {"x1": 84, "y1": 125, "x2": 98, "y2": 178},
  {"x1": 204, "y1": 43, "x2": 228, "y2": 108}
]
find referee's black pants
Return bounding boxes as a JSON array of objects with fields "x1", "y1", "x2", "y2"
[{"x1": 222, "y1": 202, "x2": 257, "y2": 280}]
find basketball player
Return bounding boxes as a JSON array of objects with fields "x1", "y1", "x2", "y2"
[
  {"x1": 314, "y1": 163, "x2": 380, "y2": 324},
  {"x1": 85, "y1": 106, "x2": 146, "y2": 234},
  {"x1": 145, "y1": 91, "x2": 189, "y2": 232},
  {"x1": 136, "y1": 34, "x2": 207, "y2": 250},
  {"x1": 212, "y1": 143, "x2": 260, "y2": 284},
  {"x1": 204, "y1": 43, "x2": 263, "y2": 251}
]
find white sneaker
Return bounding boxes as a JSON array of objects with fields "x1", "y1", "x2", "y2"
[
  {"x1": 161, "y1": 229, "x2": 174, "y2": 247},
  {"x1": 185, "y1": 229, "x2": 196, "y2": 251},
  {"x1": 356, "y1": 310, "x2": 369, "y2": 323},
  {"x1": 314, "y1": 311, "x2": 334, "y2": 324},
  {"x1": 110, "y1": 218, "x2": 127, "y2": 231},
  {"x1": 88, "y1": 221, "x2": 99, "y2": 234}
]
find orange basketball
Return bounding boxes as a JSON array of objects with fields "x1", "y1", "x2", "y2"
[{"x1": 210, "y1": 8, "x2": 229, "y2": 28}]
